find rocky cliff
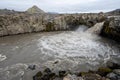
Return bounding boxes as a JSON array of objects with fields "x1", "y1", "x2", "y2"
[
  {"x1": 0, "y1": 6, "x2": 120, "y2": 42},
  {"x1": 100, "y1": 16, "x2": 120, "y2": 42},
  {"x1": 0, "y1": 12, "x2": 106, "y2": 36}
]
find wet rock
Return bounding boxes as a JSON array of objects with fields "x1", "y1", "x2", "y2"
[
  {"x1": 59, "y1": 71, "x2": 67, "y2": 77},
  {"x1": 106, "y1": 61, "x2": 120, "y2": 69},
  {"x1": 107, "y1": 72, "x2": 118, "y2": 80},
  {"x1": 44, "y1": 68, "x2": 52, "y2": 73},
  {"x1": 113, "y1": 69, "x2": 120, "y2": 75},
  {"x1": 106, "y1": 69, "x2": 120, "y2": 80},
  {"x1": 107, "y1": 62, "x2": 120, "y2": 69},
  {"x1": 40, "y1": 73, "x2": 56, "y2": 80},
  {"x1": 33, "y1": 68, "x2": 56, "y2": 80},
  {"x1": 82, "y1": 73, "x2": 102, "y2": 80},
  {"x1": 33, "y1": 71, "x2": 43, "y2": 80},
  {"x1": 97, "y1": 67, "x2": 112, "y2": 76},
  {"x1": 78, "y1": 72, "x2": 92, "y2": 77},
  {"x1": 28, "y1": 64, "x2": 36, "y2": 70},
  {"x1": 63, "y1": 74, "x2": 84, "y2": 80}
]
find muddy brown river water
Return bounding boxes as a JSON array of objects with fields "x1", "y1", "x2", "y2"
[{"x1": 0, "y1": 28, "x2": 120, "y2": 80}]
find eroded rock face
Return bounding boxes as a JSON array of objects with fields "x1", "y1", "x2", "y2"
[
  {"x1": 0, "y1": 13, "x2": 46, "y2": 36},
  {"x1": 100, "y1": 16, "x2": 120, "y2": 42},
  {"x1": 0, "y1": 13, "x2": 106, "y2": 36}
]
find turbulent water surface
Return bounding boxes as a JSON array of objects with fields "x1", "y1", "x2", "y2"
[{"x1": 0, "y1": 26, "x2": 120, "y2": 80}]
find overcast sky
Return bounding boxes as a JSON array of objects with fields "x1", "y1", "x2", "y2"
[{"x1": 0, "y1": 0, "x2": 120, "y2": 13}]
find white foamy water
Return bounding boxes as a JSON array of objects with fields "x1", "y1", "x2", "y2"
[
  {"x1": 0, "y1": 54, "x2": 7, "y2": 62},
  {"x1": 38, "y1": 32, "x2": 116, "y2": 61},
  {"x1": 36, "y1": 31, "x2": 120, "y2": 72}
]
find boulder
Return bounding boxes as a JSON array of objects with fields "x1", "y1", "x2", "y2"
[{"x1": 33, "y1": 68, "x2": 56, "y2": 80}]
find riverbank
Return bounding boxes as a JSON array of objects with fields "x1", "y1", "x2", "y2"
[{"x1": 33, "y1": 62, "x2": 120, "y2": 80}]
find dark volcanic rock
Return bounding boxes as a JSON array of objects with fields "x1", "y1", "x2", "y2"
[
  {"x1": 59, "y1": 71, "x2": 67, "y2": 77},
  {"x1": 33, "y1": 71, "x2": 43, "y2": 80},
  {"x1": 28, "y1": 64, "x2": 36, "y2": 70},
  {"x1": 44, "y1": 68, "x2": 52, "y2": 73},
  {"x1": 33, "y1": 68, "x2": 56, "y2": 80}
]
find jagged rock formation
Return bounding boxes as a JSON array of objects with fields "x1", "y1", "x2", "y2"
[
  {"x1": 26, "y1": 5, "x2": 45, "y2": 14},
  {"x1": 100, "y1": 16, "x2": 120, "y2": 42}
]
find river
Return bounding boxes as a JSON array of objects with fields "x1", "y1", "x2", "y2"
[{"x1": 0, "y1": 26, "x2": 120, "y2": 80}]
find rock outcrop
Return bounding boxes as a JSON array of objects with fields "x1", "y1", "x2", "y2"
[
  {"x1": 100, "y1": 16, "x2": 120, "y2": 42},
  {"x1": 0, "y1": 12, "x2": 106, "y2": 37},
  {"x1": 0, "y1": 7, "x2": 120, "y2": 42}
]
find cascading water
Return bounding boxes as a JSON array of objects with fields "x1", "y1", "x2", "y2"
[{"x1": 0, "y1": 25, "x2": 120, "y2": 80}]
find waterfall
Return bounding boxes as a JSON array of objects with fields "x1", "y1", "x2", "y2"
[
  {"x1": 85, "y1": 22, "x2": 104, "y2": 35},
  {"x1": 75, "y1": 25, "x2": 88, "y2": 32}
]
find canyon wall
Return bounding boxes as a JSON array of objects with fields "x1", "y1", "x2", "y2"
[
  {"x1": 0, "y1": 12, "x2": 120, "y2": 42},
  {"x1": 0, "y1": 12, "x2": 106, "y2": 36}
]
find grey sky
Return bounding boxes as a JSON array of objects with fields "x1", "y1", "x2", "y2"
[{"x1": 0, "y1": 0, "x2": 120, "y2": 13}]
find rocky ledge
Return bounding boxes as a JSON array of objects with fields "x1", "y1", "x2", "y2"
[
  {"x1": 32, "y1": 62, "x2": 120, "y2": 80},
  {"x1": 0, "y1": 12, "x2": 120, "y2": 42},
  {"x1": 0, "y1": 6, "x2": 120, "y2": 42},
  {"x1": 0, "y1": 12, "x2": 106, "y2": 37}
]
